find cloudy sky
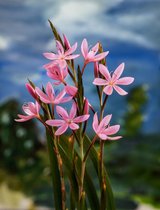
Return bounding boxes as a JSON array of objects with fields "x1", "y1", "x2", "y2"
[{"x1": 0, "y1": 0, "x2": 160, "y2": 133}]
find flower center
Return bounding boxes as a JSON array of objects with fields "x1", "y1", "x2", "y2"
[
  {"x1": 67, "y1": 119, "x2": 73, "y2": 124},
  {"x1": 108, "y1": 81, "x2": 114, "y2": 86}
]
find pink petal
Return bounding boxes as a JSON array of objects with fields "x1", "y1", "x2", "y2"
[
  {"x1": 43, "y1": 61, "x2": 57, "y2": 70},
  {"x1": 81, "y1": 39, "x2": 88, "y2": 58},
  {"x1": 63, "y1": 34, "x2": 71, "y2": 49},
  {"x1": 22, "y1": 105, "x2": 33, "y2": 116},
  {"x1": 93, "y1": 78, "x2": 108, "y2": 86},
  {"x1": 56, "y1": 41, "x2": 64, "y2": 54},
  {"x1": 65, "y1": 54, "x2": 80, "y2": 60},
  {"x1": 65, "y1": 42, "x2": 77, "y2": 56},
  {"x1": 56, "y1": 106, "x2": 69, "y2": 119},
  {"x1": 113, "y1": 85, "x2": 128, "y2": 95},
  {"x1": 25, "y1": 102, "x2": 36, "y2": 114},
  {"x1": 35, "y1": 101, "x2": 40, "y2": 114},
  {"x1": 91, "y1": 43, "x2": 99, "y2": 54},
  {"x1": 15, "y1": 115, "x2": 34, "y2": 122},
  {"x1": 92, "y1": 113, "x2": 99, "y2": 132},
  {"x1": 112, "y1": 63, "x2": 125, "y2": 81},
  {"x1": 98, "y1": 133, "x2": 107, "y2": 140},
  {"x1": 103, "y1": 85, "x2": 113, "y2": 95},
  {"x1": 58, "y1": 60, "x2": 67, "y2": 68},
  {"x1": 93, "y1": 51, "x2": 109, "y2": 62},
  {"x1": 35, "y1": 87, "x2": 50, "y2": 103},
  {"x1": 46, "y1": 119, "x2": 64, "y2": 126},
  {"x1": 107, "y1": 136, "x2": 122, "y2": 140},
  {"x1": 69, "y1": 102, "x2": 77, "y2": 119},
  {"x1": 60, "y1": 96, "x2": 72, "y2": 103},
  {"x1": 65, "y1": 85, "x2": 77, "y2": 96},
  {"x1": 105, "y1": 125, "x2": 120, "y2": 135},
  {"x1": 55, "y1": 89, "x2": 66, "y2": 102},
  {"x1": 115, "y1": 77, "x2": 134, "y2": 85},
  {"x1": 99, "y1": 64, "x2": 111, "y2": 80},
  {"x1": 53, "y1": 81, "x2": 62, "y2": 86},
  {"x1": 99, "y1": 114, "x2": 112, "y2": 129},
  {"x1": 46, "y1": 82, "x2": 54, "y2": 99},
  {"x1": 73, "y1": 114, "x2": 90, "y2": 123},
  {"x1": 25, "y1": 83, "x2": 37, "y2": 99},
  {"x1": 43, "y1": 52, "x2": 58, "y2": 60},
  {"x1": 83, "y1": 98, "x2": 89, "y2": 115},
  {"x1": 69, "y1": 123, "x2": 79, "y2": 130},
  {"x1": 55, "y1": 124, "x2": 68, "y2": 136}
]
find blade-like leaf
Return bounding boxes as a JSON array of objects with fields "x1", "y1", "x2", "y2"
[
  {"x1": 84, "y1": 134, "x2": 116, "y2": 210},
  {"x1": 59, "y1": 136, "x2": 100, "y2": 210},
  {"x1": 48, "y1": 20, "x2": 63, "y2": 44},
  {"x1": 46, "y1": 130, "x2": 63, "y2": 210},
  {"x1": 77, "y1": 65, "x2": 84, "y2": 114},
  {"x1": 84, "y1": 171, "x2": 100, "y2": 210},
  {"x1": 58, "y1": 143, "x2": 79, "y2": 202}
]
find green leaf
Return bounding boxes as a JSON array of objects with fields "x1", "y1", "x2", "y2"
[
  {"x1": 77, "y1": 65, "x2": 84, "y2": 114},
  {"x1": 84, "y1": 171, "x2": 100, "y2": 210},
  {"x1": 46, "y1": 130, "x2": 63, "y2": 210},
  {"x1": 84, "y1": 134, "x2": 116, "y2": 210},
  {"x1": 59, "y1": 136, "x2": 100, "y2": 210},
  {"x1": 48, "y1": 20, "x2": 63, "y2": 44},
  {"x1": 58, "y1": 143, "x2": 79, "y2": 203},
  {"x1": 78, "y1": 192, "x2": 88, "y2": 210}
]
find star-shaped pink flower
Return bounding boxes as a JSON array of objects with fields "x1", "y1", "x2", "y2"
[
  {"x1": 35, "y1": 82, "x2": 72, "y2": 104},
  {"x1": 46, "y1": 102, "x2": 90, "y2": 136},
  {"x1": 93, "y1": 63, "x2": 134, "y2": 95},
  {"x1": 43, "y1": 40, "x2": 79, "y2": 68},
  {"x1": 92, "y1": 113, "x2": 122, "y2": 140},
  {"x1": 81, "y1": 39, "x2": 109, "y2": 64}
]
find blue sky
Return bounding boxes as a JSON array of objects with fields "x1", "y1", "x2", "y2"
[{"x1": 0, "y1": 0, "x2": 160, "y2": 133}]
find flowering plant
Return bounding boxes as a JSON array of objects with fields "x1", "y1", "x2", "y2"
[{"x1": 15, "y1": 21, "x2": 134, "y2": 210}]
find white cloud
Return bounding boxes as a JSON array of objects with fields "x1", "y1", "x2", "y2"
[
  {"x1": 45, "y1": 0, "x2": 160, "y2": 50},
  {"x1": 0, "y1": 36, "x2": 10, "y2": 50}
]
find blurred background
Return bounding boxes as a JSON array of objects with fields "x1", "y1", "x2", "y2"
[{"x1": 0, "y1": 0, "x2": 160, "y2": 209}]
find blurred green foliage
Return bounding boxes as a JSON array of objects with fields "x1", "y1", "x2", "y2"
[
  {"x1": 123, "y1": 85, "x2": 148, "y2": 136},
  {"x1": 0, "y1": 99, "x2": 52, "y2": 205}
]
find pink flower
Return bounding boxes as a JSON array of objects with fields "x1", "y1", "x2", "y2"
[
  {"x1": 46, "y1": 102, "x2": 90, "y2": 135},
  {"x1": 44, "y1": 62, "x2": 68, "y2": 85},
  {"x1": 15, "y1": 101, "x2": 40, "y2": 122},
  {"x1": 35, "y1": 82, "x2": 72, "y2": 104},
  {"x1": 93, "y1": 63, "x2": 134, "y2": 95},
  {"x1": 43, "y1": 40, "x2": 79, "y2": 68},
  {"x1": 92, "y1": 113, "x2": 122, "y2": 140},
  {"x1": 81, "y1": 39, "x2": 109, "y2": 64}
]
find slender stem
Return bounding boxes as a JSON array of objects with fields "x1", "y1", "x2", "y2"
[
  {"x1": 51, "y1": 103, "x2": 54, "y2": 118},
  {"x1": 101, "y1": 94, "x2": 108, "y2": 116},
  {"x1": 81, "y1": 63, "x2": 87, "y2": 75},
  {"x1": 44, "y1": 104, "x2": 66, "y2": 210},
  {"x1": 83, "y1": 135, "x2": 98, "y2": 163},
  {"x1": 67, "y1": 61, "x2": 77, "y2": 86},
  {"x1": 55, "y1": 136, "x2": 66, "y2": 210},
  {"x1": 100, "y1": 141, "x2": 104, "y2": 176},
  {"x1": 68, "y1": 68, "x2": 77, "y2": 86},
  {"x1": 79, "y1": 135, "x2": 84, "y2": 200}
]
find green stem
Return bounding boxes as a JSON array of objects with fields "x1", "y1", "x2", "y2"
[
  {"x1": 81, "y1": 63, "x2": 87, "y2": 75},
  {"x1": 45, "y1": 104, "x2": 66, "y2": 210},
  {"x1": 83, "y1": 135, "x2": 98, "y2": 163},
  {"x1": 67, "y1": 61, "x2": 77, "y2": 86}
]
